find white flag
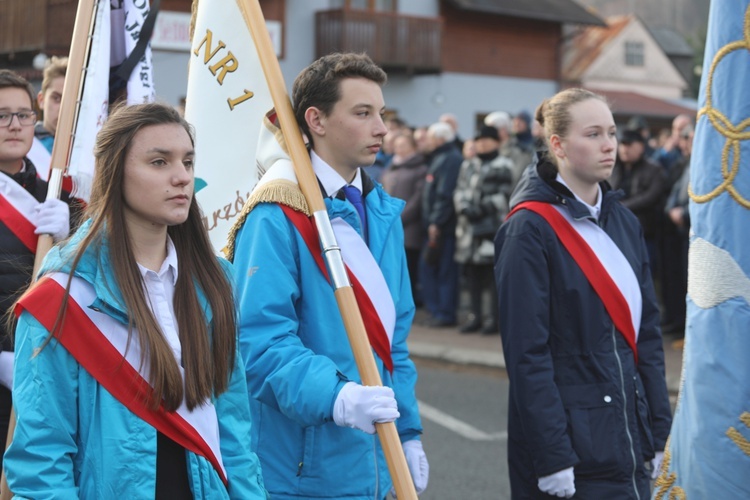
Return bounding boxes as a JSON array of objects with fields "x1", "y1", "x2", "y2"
[
  {"x1": 185, "y1": 0, "x2": 274, "y2": 251},
  {"x1": 68, "y1": 0, "x2": 111, "y2": 201},
  {"x1": 66, "y1": 0, "x2": 156, "y2": 201},
  {"x1": 122, "y1": 0, "x2": 156, "y2": 104}
]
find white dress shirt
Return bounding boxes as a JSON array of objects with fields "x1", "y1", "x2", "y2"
[
  {"x1": 311, "y1": 150, "x2": 363, "y2": 198},
  {"x1": 137, "y1": 237, "x2": 182, "y2": 365},
  {"x1": 556, "y1": 173, "x2": 602, "y2": 220}
]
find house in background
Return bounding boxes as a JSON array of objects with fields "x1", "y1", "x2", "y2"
[
  {"x1": 649, "y1": 25, "x2": 696, "y2": 96},
  {"x1": 1, "y1": 0, "x2": 605, "y2": 139},
  {"x1": 562, "y1": 14, "x2": 695, "y2": 130}
]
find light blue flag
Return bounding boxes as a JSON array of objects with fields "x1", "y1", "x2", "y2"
[{"x1": 654, "y1": 2, "x2": 750, "y2": 498}]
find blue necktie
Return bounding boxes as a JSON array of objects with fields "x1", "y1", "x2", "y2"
[{"x1": 342, "y1": 185, "x2": 367, "y2": 238}]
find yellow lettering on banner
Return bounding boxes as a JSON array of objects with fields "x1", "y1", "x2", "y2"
[
  {"x1": 209, "y1": 52, "x2": 239, "y2": 85},
  {"x1": 193, "y1": 29, "x2": 226, "y2": 64},
  {"x1": 202, "y1": 190, "x2": 251, "y2": 232},
  {"x1": 192, "y1": 29, "x2": 254, "y2": 110},
  {"x1": 228, "y1": 89, "x2": 255, "y2": 110}
]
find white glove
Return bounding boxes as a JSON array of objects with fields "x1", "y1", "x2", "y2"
[
  {"x1": 393, "y1": 440, "x2": 429, "y2": 496},
  {"x1": 651, "y1": 451, "x2": 665, "y2": 479},
  {"x1": 333, "y1": 382, "x2": 399, "y2": 435},
  {"x1": 35, "y1": 198, "x2": 70, "y2": 242},
  {"x1": 0, "y1": 351, "x2": 14, "y2": 390},
  {"x1": 538, "y1": 467, "x2": 575, "y2": 498}
]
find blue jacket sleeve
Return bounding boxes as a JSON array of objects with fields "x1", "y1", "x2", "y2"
[
  {"x1": 494, "y1": 215, "x2": 579, "y2": 476},
  {"x1": 215, "y1": 341, "x2": 269, "y2": 499},
  {"x1": 234, "y1": 203, "x2": 347, "y2": 427},
  {"x1": 429, "y1": 154, "x2": 462, "y2": 228},
  {"x1": 5, "y1": 312, "x2": 80, "y2": 500},
  {"x1": 387, "y1": 227, "x2": 422, "y2": 443}
]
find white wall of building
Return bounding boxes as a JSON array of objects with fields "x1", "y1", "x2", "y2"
[
  {"x1": 152, "y1": 50, "x2": 190, "y2": 106},
  {"x1": 384, "y1": 73, "x2": 557, "y2": 138},
  {"x1": 584, "y1": 19, "x2": 687, "y2": 100},
  {"x1": 150, "y1": 4, "x2": 558, "y2": 140}
]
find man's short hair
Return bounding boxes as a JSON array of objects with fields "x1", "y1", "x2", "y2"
[
  {"x1": 0, "y1": 69, "x2": 36, "y2": 108},
  {"x1": 41, "y1": 56, "x2": 68, "y2": 94},
  {"x1": 428, "y1": 121, "x2": 455, "y2": 144},
  {"x1": 484, "y1": 111, "x2": 512, "y2": 131},
  {"x1": 291, "y1": 52, "x2": 387, "y2": 142}
]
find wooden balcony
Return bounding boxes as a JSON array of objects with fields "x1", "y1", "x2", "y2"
[
  {"x1": 316, "y1": 9, "x2": 442, "y2": 75},
  {"x1": 0, "y1": 0, "x2": 77, "y2": 57}
]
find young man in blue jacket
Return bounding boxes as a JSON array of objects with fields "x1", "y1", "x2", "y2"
[{"x1": 229, "y1": 53, "x2": 428, "y2": 499}]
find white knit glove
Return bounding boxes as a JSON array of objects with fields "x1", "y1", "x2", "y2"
[
  {"x1": 391, "y1": 440, "x2": 429, "y2": 496},
  {"x1": 651, "y1": 451, "x2": 665, "y2": 479},
  {"x1": 333, "y1": 382, "x2": 399, "y2": 434},
  {"x1": 538, "y1": 466, "x2": 575, "y2": 498},
  {"x1": 35, "y1": 198, "x2": 70, "y2": 242},
  {"x1": 0, "y1": 351, "x2": 14, "y2": 390}
]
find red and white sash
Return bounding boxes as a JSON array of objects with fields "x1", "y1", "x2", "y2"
[
  {"x1": 0, "y1": 172, "x2": 40, "y2": 252},
  {"x1": 508, "y1": 201, "x2": 642, "y2": 363},
  {"x1": 15, "y1": 273, "x2": 228, "y2": 485},
  {"x1": 27, "y1": 137, "x2": 51, "y2": 181},
  {"x1": 281, "y1": 205, "x2": 396, "y2": 373}
]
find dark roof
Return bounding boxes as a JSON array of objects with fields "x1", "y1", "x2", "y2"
[
  {"x1": 563, "y1": 15, "x2": 632, "y2": 81},
  {"x1": 649, "y1": 27, "x2": 694, "y2": 57},
  {"x1": 589, "y1": 88, "x2": 696, "y2": 119},
  {"x1": 446, "y1": 0, "x2": 605, "y2": 26}
]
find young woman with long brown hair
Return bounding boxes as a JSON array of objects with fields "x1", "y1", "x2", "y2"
[{"x1": 4, "y1": 103, "x2": 267, "y2": 499}]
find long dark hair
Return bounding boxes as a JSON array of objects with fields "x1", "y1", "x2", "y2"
[{"x1": 36, "y1": 102, "x2": 236, "y2": 411}]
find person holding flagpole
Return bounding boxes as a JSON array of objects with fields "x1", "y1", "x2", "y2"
[
  {"x1": 4, "y1": 102, "x2": 267, "y2": 499},
  {"x1": 0, "y1": 70, "x2": 73, "y2": 473},
  {"x1": 494, "y1": 88, "x2": 672, "y2": 498},
  {"x1": 228, "y1": 52, "x2": 428, "y2": 499}
]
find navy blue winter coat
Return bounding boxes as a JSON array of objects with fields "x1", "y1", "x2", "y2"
[{"x1": 494, "y1": 157, "x2": 672, "y2": 499}]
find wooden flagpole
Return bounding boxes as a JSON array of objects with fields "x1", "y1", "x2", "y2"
[
  {"x1": 237, "y1": 1, "x2": 418, "y2": 498},
  {"x1": 0, "y1": 0, "x2": 99, "y2": 497}
]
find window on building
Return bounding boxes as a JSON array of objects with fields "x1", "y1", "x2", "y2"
[
  {"x1": 625, "y1": 41, "x2": 644, "y2": 66},
  {"x1": 332, "y1": 0, "x2": 397, "y2": 10}
]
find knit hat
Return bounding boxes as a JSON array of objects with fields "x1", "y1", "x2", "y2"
[
  {"x1": 475, "y1": 125, "x2": 500, "y2": 141},
  {"x1": 516, "y1": 110, "x2": 532, "y2": 127},
  {"x1": 619, "y1": 129, "x2": 645, "y2": 144}
]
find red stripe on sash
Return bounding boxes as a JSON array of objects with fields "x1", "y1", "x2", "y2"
[
  {"x1": 507, "y1": 201, "x2": 638, "y2": 364},
  {"x1": 280, "y1": 205, "x2": 394, "y2": 373},
  {"x1": 15, "y1": 277, "x2": 228, "y2": 485},
  {"x1": 0, "y1": 193, "x2": 38, "y2": 252}
]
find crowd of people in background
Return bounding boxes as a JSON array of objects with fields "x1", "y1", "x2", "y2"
[
  {"x1": 373, "y1": 106, "x2": 693, "y2": 342},
  {"x1": 0, "y1": 48, "x2": 690, "y2": 497}
]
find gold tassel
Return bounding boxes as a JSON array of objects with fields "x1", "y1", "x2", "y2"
[{"x1": 224, "y1": 180, "x2": 310, "y2": 261}]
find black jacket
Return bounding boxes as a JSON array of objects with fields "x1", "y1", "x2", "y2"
[
  {"x1": 421, "y1": 142, "x2": 462, "y2": 234},
  {"x1": 609, "y1": 157, "x2": 666, "y2": 238},
  {"x1": 0, "y1": 160, "x2": 76, "y2": 351},
  {"x1": 494, "y1": 157, "x2": 672, "y2": 499}
]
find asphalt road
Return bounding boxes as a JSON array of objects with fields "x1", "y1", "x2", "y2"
[{"x1": 411, "y1": 359, "x2": 511, "y2": 500}]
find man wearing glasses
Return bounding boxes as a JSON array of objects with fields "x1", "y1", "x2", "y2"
[{"x1": 0, "y1": 69, "x2": 72, "y2": 470}]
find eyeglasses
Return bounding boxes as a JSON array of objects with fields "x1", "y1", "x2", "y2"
[{"x1": 0, "y1": 111, "x2": 37, "y2": 127}]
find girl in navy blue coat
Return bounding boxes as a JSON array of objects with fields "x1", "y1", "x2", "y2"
[{"x1": 494, "y1": 88, "x2": 672, "y2": 499}]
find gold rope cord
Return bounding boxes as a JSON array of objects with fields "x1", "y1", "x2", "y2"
[
  {"x1": 653, "y1": 437, "x2": 687, "y2": 499},
  {"x1": 689, "y1": 5, "x2": 750, "y2": 208}
]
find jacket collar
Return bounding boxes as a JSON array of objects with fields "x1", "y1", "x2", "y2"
[
  {"x1": 41, "y1": 220, "x2": 212, "y2": 325},
  {"x1": 511, "y1": 152, "x2": 622, "y2": 222},
  {"x1": 325, "y1": 179, "x2": 404, "y2": 263}
]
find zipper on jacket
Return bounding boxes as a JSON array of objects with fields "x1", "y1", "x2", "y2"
[
  {"x1": 296, "y1": 461, "x2": 303, "y2": 477},
  {"x1": 612, "y1": 326, "x2": 640, "y2": 500}
]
